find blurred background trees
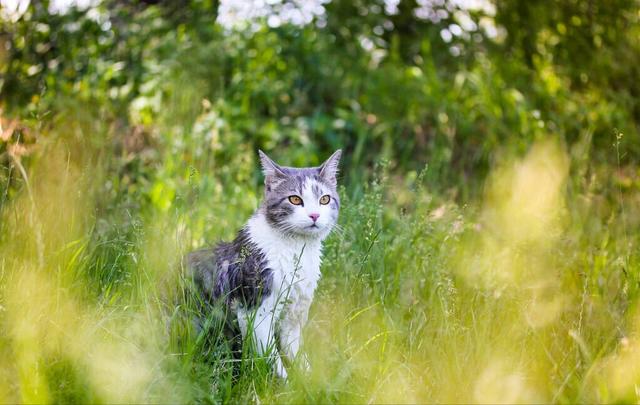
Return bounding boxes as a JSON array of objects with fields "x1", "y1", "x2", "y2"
[{"x1": 1, "y1": 0, "x2": 639, "y2": 201}]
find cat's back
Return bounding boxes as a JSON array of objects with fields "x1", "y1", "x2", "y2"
[
  {"x1": 186, "y1": 229, "x2": 273, "y2": 307},
  {"x1": 186, "y1": 245, "x2": 224, "y2": 303}
]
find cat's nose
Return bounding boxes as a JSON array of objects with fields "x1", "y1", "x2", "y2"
[{"x1": 309, "y1": 213, "x2": 320, "y2": 222}]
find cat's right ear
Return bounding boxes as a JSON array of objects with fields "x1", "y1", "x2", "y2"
[
  {"x1": 318, "y1": 149, "x2": 342, "y2": 187},
  {"x1": 258, "y1": 150, "x2": 287, "y2": 190}
]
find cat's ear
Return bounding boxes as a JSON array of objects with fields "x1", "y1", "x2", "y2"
[
  {"x1": 259, "y1": 150, "x2": 287, "y2": 190},
  {"x1": 318, "y1": 149, "x2": 342, "y2": 187}
]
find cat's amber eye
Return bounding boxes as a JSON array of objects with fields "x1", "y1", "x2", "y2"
[
  {"x1": 319, "y1": 195, "x2": 331, "y2": 205},
  {"x1": 288, "y1": 195, "x2": 303, "y2": 205}
]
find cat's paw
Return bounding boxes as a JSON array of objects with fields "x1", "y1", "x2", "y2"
[
  {"x1": 299, "y1": 354, "x2": 311, "y2": 373},
  {"x1": 274, "y1": 357, "x2": 288, "y2": 380}
]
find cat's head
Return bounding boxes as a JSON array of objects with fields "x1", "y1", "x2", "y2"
[{"x1": 258, "y1": 149, "x2": 342, "y2": 239}]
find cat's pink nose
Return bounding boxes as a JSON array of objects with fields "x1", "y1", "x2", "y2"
[{"x1": 309, "y1": 213, "x2": 320, "y2": 222}]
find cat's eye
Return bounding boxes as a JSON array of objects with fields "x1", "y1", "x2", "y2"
[
  {"x1": 288, "y1": 195, "x2": 303, "y2": 205},
  {"x1": 319, "y1": 195, "x2": 331, "y2": 205}
]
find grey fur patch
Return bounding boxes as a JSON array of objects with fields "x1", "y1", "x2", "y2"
[
  {"x1": 311, "y1": 183, "x2": 321, "y2": 197},
  {"x1": 265, "y1": 197, "x2": 295, "y2": 229},
  {"x1": 187, "y1": 228, "x2": 273, "y2": 309}
]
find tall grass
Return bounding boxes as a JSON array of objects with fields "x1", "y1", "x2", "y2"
[{"x1": 0, "y1": 116, "x2": 638, "y2": 403}]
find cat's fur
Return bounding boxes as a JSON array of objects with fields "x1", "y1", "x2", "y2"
[{"x1": 186, "y1": 149, "x2": 342, "y2": 378}]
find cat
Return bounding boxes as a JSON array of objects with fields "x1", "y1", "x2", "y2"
[{"x1": 186, "y1": 149, "x2": 342, "y2": 379}]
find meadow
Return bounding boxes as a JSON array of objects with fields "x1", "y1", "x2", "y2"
[{"x1": 1, "y1": 1, "x2": 640, "y2": 403}]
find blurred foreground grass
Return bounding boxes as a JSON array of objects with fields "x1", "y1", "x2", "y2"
[{"x1": 0, "y1": 121, "x2": 638, "y2": 403}]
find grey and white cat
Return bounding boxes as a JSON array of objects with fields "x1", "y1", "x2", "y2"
[{"x1": 187, "y1": 149, "x2": 342, "y2": 379}]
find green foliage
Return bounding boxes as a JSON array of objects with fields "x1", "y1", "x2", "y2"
[{"x1": 1, "y1": 0, "x2": 640, "y2": 403}]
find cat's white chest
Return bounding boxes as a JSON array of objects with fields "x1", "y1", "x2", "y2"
[
  {"x1": 270, "y1": 242, "x2": 320, "y2": 303},
  {"x1": 247, "y1": 215, "x2": 322, "y2": 306}
]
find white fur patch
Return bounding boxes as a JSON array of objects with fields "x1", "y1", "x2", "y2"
[{"x1": 237, "y1": 212, "x2": 323, "y2": 378}]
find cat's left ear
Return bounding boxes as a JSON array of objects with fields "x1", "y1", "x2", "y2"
[
  {"x1": 259, "y1": 150, "x2": 286, "y2": 178},
  {"x1": 318, "y1": 149, "x2": 342, "y2": 187},
  {"x1": 259, "y1": 150, "x2": 288, "y2": 191}
]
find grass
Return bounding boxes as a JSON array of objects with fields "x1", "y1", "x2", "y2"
[{"x1": 0, "y1": 115, "x2": 639, "y2": 403}]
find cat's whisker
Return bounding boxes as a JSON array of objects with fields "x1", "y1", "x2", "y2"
[{"x1": 331, "y1": 223, "x2": 346, "y2": 236}]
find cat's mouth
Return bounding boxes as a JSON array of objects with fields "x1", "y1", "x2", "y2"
[{"x1": 305, "y1": 223, "x2": 324, "y2": 232}]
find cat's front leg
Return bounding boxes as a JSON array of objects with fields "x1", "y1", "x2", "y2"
[
  {"x1": 279, "y1": 295, "x2": 312, "y2": 371},
  {"x1": 237, "y1": 300, "x2": 288, "y2": 379}
]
